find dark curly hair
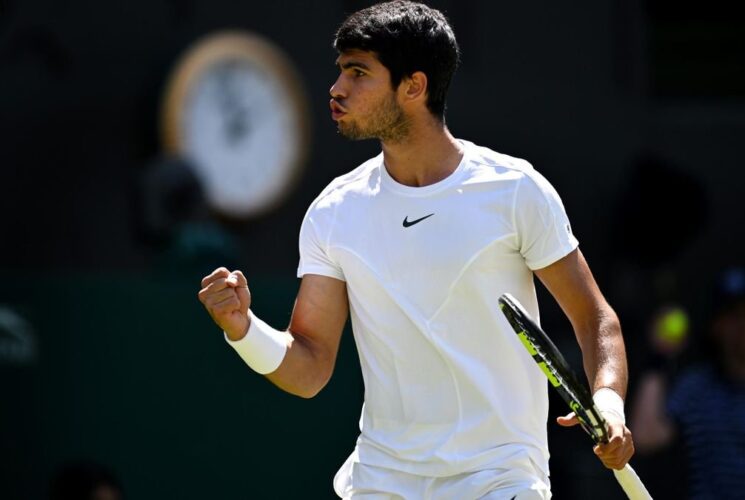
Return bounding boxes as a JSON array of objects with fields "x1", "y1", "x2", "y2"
[{"x1": 334, "y1": 1, "x2": 460, "y2": 121}]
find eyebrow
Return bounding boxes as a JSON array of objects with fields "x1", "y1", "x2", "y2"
[{"x1": 336, "y1": 60, "x2": 371, "y2": 71}]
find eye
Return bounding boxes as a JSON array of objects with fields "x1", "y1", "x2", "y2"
[{"x1": 353, "y1": 69, "x2": 365, "y2": 77}]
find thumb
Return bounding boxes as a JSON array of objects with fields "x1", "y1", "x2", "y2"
[{"x1": 556, "y1": 412, "x2": 580, "y2": 427}]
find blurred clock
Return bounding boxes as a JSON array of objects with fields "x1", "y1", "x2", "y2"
[{"x1": 161, "y1": 31, "x2": 310, "y2": 218}]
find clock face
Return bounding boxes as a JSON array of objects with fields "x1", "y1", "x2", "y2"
[{"x1": 162, "y1": 32, "x2": 309, "y2": 218}]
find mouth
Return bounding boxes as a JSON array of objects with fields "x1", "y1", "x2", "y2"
[{"x1": 330, "y1": 100, "x2": 347, "y2": 120}]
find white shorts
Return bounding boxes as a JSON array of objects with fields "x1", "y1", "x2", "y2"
[{"x1": 333, "y1": 454, "x2": 551, "y2": 500}]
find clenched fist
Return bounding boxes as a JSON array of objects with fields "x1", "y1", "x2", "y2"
[{"x1": 198, "y1": 267, "x2": 251, "y2": 341}]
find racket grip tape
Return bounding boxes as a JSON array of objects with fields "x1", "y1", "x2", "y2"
[{"x1": 613, "y1": 464, "x2": 653, "y2": 500}]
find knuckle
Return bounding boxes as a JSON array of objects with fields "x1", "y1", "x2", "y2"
[
  {"x1": 212, "y1": 302, "x2": 229, "y2": 314},
  {"x1": 202, "y1": 269, "x2": 228, "y2": 287},
  {"x1": 217, "y1": 296, "x2": 239, "y2": 309}
]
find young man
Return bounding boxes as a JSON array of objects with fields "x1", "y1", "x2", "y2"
[{"x1": 198, "y1": 2, "x2": 634, "y2": 498}]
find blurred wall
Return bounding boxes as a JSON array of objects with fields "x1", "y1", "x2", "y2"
[{"x1": 1, "y1": 0, "x2": 743, "y2": 498}]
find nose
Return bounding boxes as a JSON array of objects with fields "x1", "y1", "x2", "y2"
[{"x1": 330, "y1": 74, "x2": 346, "y2": 99}]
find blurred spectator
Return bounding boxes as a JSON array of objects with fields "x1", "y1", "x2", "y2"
[
  {"x1": 50, "y1": 461, "x2": 122, "y2": 500},
  {"x1": 631, "y1": 267, "x2": 745, "y2": 499},
  {"x1": 136, "y1": 156, "x2": 240, "y2": 273}
]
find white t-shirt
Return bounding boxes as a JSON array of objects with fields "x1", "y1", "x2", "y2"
[{"x1": 297, "y1": 140, "x2": 579, "y2": 478}]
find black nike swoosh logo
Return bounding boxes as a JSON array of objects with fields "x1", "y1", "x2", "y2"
[{"x1": 402, "y1": 213, "x2": 434, "y2": 227}]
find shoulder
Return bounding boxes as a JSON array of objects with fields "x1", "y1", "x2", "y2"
[
  {"x1": 461, "y1": 140, "x2": 557, "y2": 196},
  {"x1": 301, "y1": 154, "x2": 382, "y2": 231},
  {"x1": 308, "y1": 154, "x2": 381, "y2": 212},
  {"x1": 466, "y1": 141, "x2": 534, "y2": 175}
]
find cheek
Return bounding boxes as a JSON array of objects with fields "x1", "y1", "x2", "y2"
[{"x1": 356, "y1": 80, "x2": 390, "y2": 104}]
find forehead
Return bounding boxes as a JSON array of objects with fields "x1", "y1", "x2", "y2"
[{"x1": 335, "y1": 49, "x2": 384, "y2": 69}]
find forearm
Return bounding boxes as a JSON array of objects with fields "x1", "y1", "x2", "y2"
[
  {"x1": 226, "y1": 308, "x2": 341, "y2": 399},
  {"x1": 576, "y1": 306, "x2": 628, "y2": 398},
  {"x1": 264, "y1": 328, "x2": 335, "y2": 398},
  {"x1": 204, "y1": 271, "x2": 347, "y2": 398},
  {"x1": 535, "y1": 251, "x2": 634, "y2": 468},
  {"x1": 534, "y1": 250, "x2": 628, "y2": 398}
]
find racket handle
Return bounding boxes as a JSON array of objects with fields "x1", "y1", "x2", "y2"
[{"x1": 613, "y1": 464, "x2": 653, "y2": 499}]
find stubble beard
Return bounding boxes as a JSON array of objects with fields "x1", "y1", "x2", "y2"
[{"x1": 337, "y1": 93, "x2": 410, "y2": 143}]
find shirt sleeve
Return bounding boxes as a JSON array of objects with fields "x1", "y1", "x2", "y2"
[
  {"x1": 514, "y1": 170, "x2": 579, "y2": 270},
  {"x1": 297, "y1": 208, "x2": 345, "y2": 281}
]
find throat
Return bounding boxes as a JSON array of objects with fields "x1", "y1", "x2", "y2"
[{"x1": 382, "y1": 135, "x2": 464, "y2": 187}]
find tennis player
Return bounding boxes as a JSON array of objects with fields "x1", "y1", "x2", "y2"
[{"x1": 198, "y1": 2, "x2": 635, "y2": 498}]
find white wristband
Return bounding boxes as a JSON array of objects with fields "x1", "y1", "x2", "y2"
[
  {"x1": 224, "y1": 311, "x2": 288, "y2": 374},
  {"x1": 593, "y1": 387, "x2": 626, "y2": 424}
]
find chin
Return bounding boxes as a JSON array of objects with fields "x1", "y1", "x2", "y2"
[{"x1": 338, "y1": 123, "x2": 372, "y2": 141}]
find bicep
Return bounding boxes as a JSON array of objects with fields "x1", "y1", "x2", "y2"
[
  {"x1": 533, "y1": 248, "x2": 611, "y2": 332},
  {"x1": 289, "y1": 273, "x2": 349, "y2": 360}
]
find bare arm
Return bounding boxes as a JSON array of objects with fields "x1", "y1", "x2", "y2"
[
  {"x1": 534, "y1": 249, "x2": 627, "y2": 397},
  {"x1": 265, "y1": 273, "x2": 349, "y2": 398},
  {"x1": 199, "y1": 268, "x2": 348, "y2": 399},
  {"x1": 534, "y1": 248, "x2": 634, "y2": 469}
]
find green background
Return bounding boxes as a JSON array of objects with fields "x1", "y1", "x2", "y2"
[{"x1": 2, "y1": 271, "x2": 363, "y2": 499}]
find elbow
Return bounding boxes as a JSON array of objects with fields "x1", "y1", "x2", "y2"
[
  {"x1": 276, "y1": 334, "x2": 337, "y2": 399},
  {"x1": 295, "y1": 386, "x2": 323, "y2": 399},
  {"x1": 289, "y1": 366, "x2": 333, "y2": 399},
  {"x1": 291, "y1": 379, "x2": 328, "y2": 399}
]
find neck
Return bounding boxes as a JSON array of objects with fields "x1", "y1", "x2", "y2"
[{"x1": 380, "y1": 115, "x2": 464, "y2": 187}]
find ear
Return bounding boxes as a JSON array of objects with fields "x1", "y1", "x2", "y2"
[{"x1": 400, "y1": 71, "x2": 428, "y2": 104}]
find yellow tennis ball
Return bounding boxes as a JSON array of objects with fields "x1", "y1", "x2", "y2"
[{"x1": 658, "y1": 308, "x2": 689, "y2": 342}]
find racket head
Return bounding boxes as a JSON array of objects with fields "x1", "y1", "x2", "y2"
[{"x1": 498, "y1": 293, "x2": 609, "y2": 444}]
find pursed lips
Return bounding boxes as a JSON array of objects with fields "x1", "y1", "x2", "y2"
[{"x1": 330, "y1": 99, "x2": 348, "y2": 120}]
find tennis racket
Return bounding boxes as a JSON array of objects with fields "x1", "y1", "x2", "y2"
[{"x1": 498, "y1": 293, "x2": 652, "y2": 500}]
